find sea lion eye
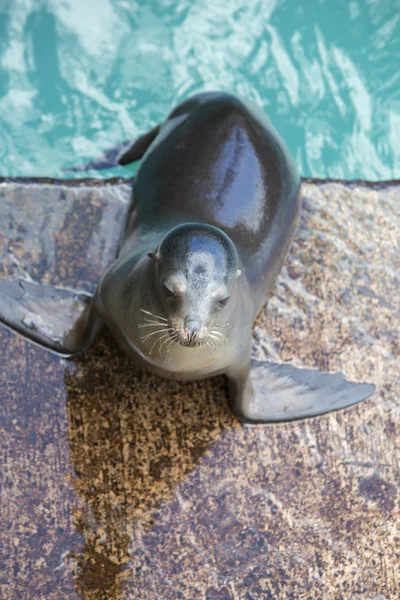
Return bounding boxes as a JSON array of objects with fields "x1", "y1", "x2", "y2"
[
  {"x1": 162, "y1": 283, "x2": 175, "y2": 298},
  {"x1": 217, "y1": 296, "x2": 229, "y2": 308}
]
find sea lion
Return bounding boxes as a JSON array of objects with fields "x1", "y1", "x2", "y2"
[{"x1": 0, "y1": 92, "x2": 374, "y2": 422}]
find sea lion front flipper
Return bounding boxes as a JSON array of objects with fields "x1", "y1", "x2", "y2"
[
  {"x1": 118, "y1": 124, "x2": 161, "y2": 165},
  {"x1": 0, "y1": 278, "x2": 102, "y2": 356},
  {"x1": 228, "y1": 360, "x2": 375, "y2": 424}
]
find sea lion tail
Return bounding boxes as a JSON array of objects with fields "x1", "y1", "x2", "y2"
[{"x1": 64, "y1": 124, "x2": 161, "y2": 172}]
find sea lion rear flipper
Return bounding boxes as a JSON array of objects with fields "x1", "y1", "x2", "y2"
[
  {"x1": 64, "y1": 124, "x2": 161, "y2": 172},
  {"x1": 230, "y1": 360, "x2": 375, "y2": 423},
  {"x1": 0, "y1": 278, "x2": 102, "y2": 356},
  {"x1": 64, "y1": 141, "x2": 132, "y2": 172},
  {"x1": 118, "y1": 124, "x2": 161, "y2": 165}
]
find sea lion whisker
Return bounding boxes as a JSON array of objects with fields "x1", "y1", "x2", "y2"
[
  {"x1": 148, "y1": 318, "x2": 167, "y2": 324},
  {"x1": 144, "y1": 318, "x2": 165, "y2": 323},
  {"x1": 166, "y1": 336, "x2": 178, "y2": 353},
  {"x1": 139, "y1": 320, "x2": 168, "y2": 328},
  {"x1": 208, "y1": 334, "x2": 223, "y2": 347},
  {"x1": 141, "y1": 327, "x2": 171, "y2": 342},
  {"x1": 206, "y1": 338, "x2": 215, "y2": 350},
  {"x1": 140, "y1": 309, "x2": 167, "y2": 322},
  {"x1": 159, "y1": 334, "x2": 174, "y2": 354},
  {"x1": 209, "y1": 331, "x2": 228, "y2": 342},
  {"x1": 212, "y1": 334, "x2": 228, "y2": 343},
  {"x1": 149, "y1": 332, "x2": 170, "y2": 355},
  {"x1": 209, "y1": 332, "x2": 222, "y2": 340},
  {"x1": 210, "y1": 329, "x2": 226, "y2": 340},
  {"x1": 142, "y1": 327, "x2": 170, "y2": 339},
  {"x1": 169, "y1": 333, "x2": 182, "y2": 352}
]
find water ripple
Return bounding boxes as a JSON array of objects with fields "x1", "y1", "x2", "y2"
[{"x1": 0, "y1": 0, "x2": 399, "y2": 179}]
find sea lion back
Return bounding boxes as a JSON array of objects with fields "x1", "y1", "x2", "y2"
[{"x1": 132, "y1": 92, "x2": 301, "y2": 306}]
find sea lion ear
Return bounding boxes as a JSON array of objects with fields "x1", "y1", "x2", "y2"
[{"x1": 148, "y1": 251, "x2": 159, "y2": 261}]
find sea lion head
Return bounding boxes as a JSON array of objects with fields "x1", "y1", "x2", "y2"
[{"x1": 148, "y1": 223, "x2": 241, "y2": 348}]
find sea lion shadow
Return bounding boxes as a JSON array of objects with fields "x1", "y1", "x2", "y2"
[{"x1": 65, "y1": 330, "x2": 238, "y2": 597}]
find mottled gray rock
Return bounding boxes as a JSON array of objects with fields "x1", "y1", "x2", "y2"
[{"x1": 0, "y1": 178, "x2": 398, "y2": 600}]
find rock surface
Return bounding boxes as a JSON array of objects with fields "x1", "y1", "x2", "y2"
[{"x1": 0, "y1": 178, "x2": 398, "y2": 600}]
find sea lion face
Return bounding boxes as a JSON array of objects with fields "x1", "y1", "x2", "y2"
[{"x1": 150, "y1": 224, "x2": 240, "y2": 348}]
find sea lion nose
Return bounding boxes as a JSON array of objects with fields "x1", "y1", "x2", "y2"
[{"x1": 184, "y1": 317, "x2": 201, "y2": 342}]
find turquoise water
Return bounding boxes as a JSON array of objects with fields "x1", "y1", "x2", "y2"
[{"x1": 0, "y1": 0, "x2": 399, "y2": 180}]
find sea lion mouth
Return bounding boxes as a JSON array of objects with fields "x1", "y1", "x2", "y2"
[
  {"x1": 175, "y1": 328, "x2": 228, "y2": 350},
  {"x1": 138, "y1": 310, "x2": 228, "y2": 353},
  {"x1": 177, "y1": 337, "x2": 207, "y2": 349}
]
